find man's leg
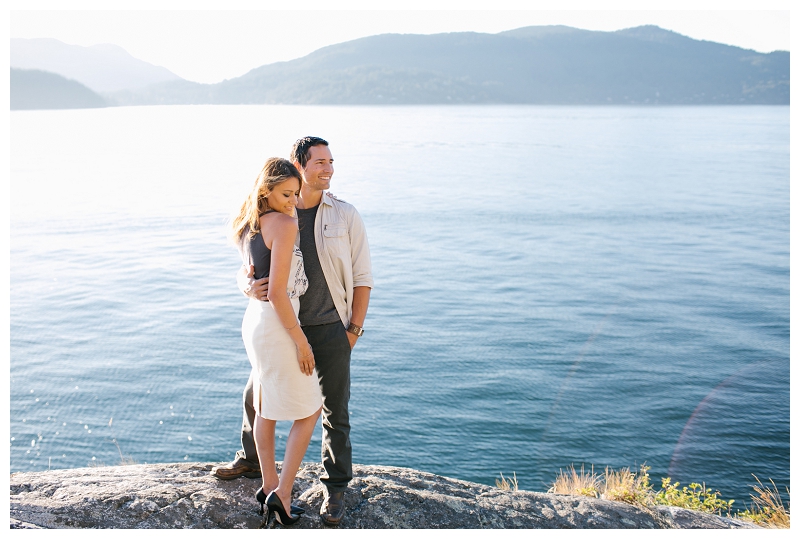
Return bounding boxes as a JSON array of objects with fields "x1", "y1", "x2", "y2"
[
  {"x1": 235, "y1": 372, "x2": 260, "y2": 466},
  {"x1": 305, "y1": 322, "x2": 352, "y2": 492},
  {"x1": 211, "y1": 371, "x2": 262, "y2": 479}
]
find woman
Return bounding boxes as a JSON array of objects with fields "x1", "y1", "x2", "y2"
[{"x1": 230, "y1": 157, "x2": 322, "y2": 526}]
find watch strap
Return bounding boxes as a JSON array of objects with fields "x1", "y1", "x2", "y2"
[{"x1": 347, "y1": 323, "x2": 364, "y2": 337}]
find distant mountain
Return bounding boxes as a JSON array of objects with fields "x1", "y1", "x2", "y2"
[
  {"x1": 11, "y1": 38, "x2": 183, "y2": 93},
  {"x1": 11, "y1": 68, "x2": 107, "y2": 110},
  {"x1": 107, "y1": 25, "x2": 789, "y2": 106}
]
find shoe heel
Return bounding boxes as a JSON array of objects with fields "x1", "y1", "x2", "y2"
[
  {"x1": 255, "y1": 487, "x2": 267, "y2": 516},
  {"x1": 266, "y1": 490, "x2": 300, "y2": 526}
]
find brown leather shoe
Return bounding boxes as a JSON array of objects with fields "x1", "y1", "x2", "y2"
[
  {"x1": 210, "y1": 461, "x2": 261, "y2": 480},
  {"x1": 320, "y1": 490, "x2": 345, "y2": 526}
]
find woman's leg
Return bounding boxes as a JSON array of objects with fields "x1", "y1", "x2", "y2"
[
  {"x1": 274, "y1": 407, "x2": 322, "y2": 509},
  {"x1": 253, "y1": 414, "x2": 279, "y2": 493}
]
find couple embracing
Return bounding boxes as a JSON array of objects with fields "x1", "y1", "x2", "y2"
[{"x1": 221, "y1": 136, "x2": 372, "y2": 527}]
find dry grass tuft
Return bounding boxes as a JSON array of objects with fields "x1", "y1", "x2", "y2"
[
  {"x1": 546, "y1": 464, "x2": 789, "y2": 528},
  {"x1": 496, "y1": 472, "x2": 519, "y2": 491},
  {"x1": 548, "y1": 464, "x2": 599, "y2": 497},
  {"x1": 602, "y1": 465, "x2": 654, "y2": 506},
  {"x1": 547, "y1": 463, "x2": 654, "y2": 506},
  {"x1": 737, "y1": 476, "x2": 790, "y2": 529},
  {"x1": 109, "y1": 417, "x2": 138, "y2": 465}
]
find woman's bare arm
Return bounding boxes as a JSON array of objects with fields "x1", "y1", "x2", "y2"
[{"x1": 262, "y1": 213, "x2": 315, "y2": 375}]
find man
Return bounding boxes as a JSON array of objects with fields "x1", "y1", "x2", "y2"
[{"x1": 212, "y1": 136, "x2": 373, "y2": 526}]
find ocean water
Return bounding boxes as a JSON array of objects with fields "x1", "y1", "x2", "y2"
[{"x1": 10, "y1": 105, "x2": 789, "y2": 509}]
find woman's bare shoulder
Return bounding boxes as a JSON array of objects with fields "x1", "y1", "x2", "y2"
[{"x1": 260, "y1": 212, "x2": 298, "y2": 236}]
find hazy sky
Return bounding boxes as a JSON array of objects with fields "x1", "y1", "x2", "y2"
[{"x1": 9, "y1": 1, "x2": 793, "y2": 84}]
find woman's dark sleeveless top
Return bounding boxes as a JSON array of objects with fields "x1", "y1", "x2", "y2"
[
  {"x1": 248, "y1": 231, "x2": 271, "y2": 280},
  {"x1": 241, "y1": 211, "x2": 275, "y2": 280}
]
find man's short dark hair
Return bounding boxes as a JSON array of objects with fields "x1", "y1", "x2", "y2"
[{"x1": 291, "y1": 136, "x2": 329, "y2": 168}]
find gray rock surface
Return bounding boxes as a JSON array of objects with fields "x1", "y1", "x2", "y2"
[{"x1": 9, "y1": 462, "x2": 757, "y2": 529}]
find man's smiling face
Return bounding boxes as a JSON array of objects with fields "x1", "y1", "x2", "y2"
[{"x1": 300, "y1": 144, "x2": 334, "y2": 191}]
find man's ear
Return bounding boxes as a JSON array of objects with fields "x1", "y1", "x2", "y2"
[{"x1": 293, "y1": 161, "x2": 308, "y2": 184}]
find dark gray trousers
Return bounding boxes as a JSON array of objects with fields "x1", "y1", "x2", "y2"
[{"x1": 235, "y1": 321, "x2": 353, "y2": 493}]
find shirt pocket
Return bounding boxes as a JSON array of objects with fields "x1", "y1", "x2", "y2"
[{"x1": 323, "y1": 224, "x2": 348, "y2": 238}]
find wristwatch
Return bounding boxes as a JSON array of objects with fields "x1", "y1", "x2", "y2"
[{"x1": 347, "y1": 323, "x2": 364, "y2": 337}]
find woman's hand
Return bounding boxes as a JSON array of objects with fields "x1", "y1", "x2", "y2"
[{"x1": 296, "y1": 341, "x2": 315, "y2": 375}]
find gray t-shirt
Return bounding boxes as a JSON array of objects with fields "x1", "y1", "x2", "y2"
[{"x1": 297, "y1": 205, "x2": 341, "y2": 326}]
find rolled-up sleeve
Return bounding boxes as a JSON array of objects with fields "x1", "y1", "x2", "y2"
[{"x1": 348, "y1": 207, "x2": 374, "y2": 289}]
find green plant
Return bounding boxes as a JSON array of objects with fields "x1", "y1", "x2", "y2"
[
  {"x1": 496, "y1": 472, "x2": 519, "y2": 491},
  {"x1": 602, "y1": 465, "x2": 654, "y2": 506},
  {"x1": 654, "y1": 477, "x2": 733, "y2": 515},
  {"x1": 736, "y1": 476, "x2": 789, "y2": 529},
  {"x1": 545, "y1": 463, "x2": 791, "y2": 526},
  {"x1": 548, "y1": 464, "x2": 599, "y2": 497}
]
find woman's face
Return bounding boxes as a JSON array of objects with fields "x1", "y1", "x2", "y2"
[{"x1": 266, "y1": 177, "x2": 301, "y2": 216}]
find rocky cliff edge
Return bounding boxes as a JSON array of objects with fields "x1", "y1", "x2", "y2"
[{"x1": 10, "y1": 462, "x2": 756, "y2": 529}]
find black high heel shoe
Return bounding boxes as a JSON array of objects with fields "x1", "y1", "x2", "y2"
[
  {"x1": 255, "y1": 488, "x2": 305, "y2": 517},
  {"x1": 265, "y1": 490, "x2": 301, "y2": 526}
]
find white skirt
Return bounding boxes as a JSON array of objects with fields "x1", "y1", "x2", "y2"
[{"x1": 241, "y1": 297, "x2": 322, "y2": 420}]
